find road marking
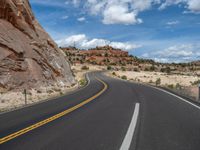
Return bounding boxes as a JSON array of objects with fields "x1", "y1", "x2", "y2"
[
  {"x1": 0, "y1": 73, "x2": 91, "y2": 115},
  {"x1": 151, "y1": 86, "x2": 200, "y2": 110},
  {"x1": 120, "y1": 103, "x2": 140, "y2": 150},
  {"x1": 0, "y1": 77, "x2": 108, "y2": 145}
]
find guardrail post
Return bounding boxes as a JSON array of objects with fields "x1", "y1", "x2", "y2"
[
  {"x1": 199, "y1": 84, "x2": 200, "y2": 101},
  {"x1": 24, "y1": 89, "x2": 27, "y2": 105}
]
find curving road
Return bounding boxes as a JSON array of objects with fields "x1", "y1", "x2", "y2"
[{"x1": 0, "y1": 72, "x2": 200, "y2": 150}]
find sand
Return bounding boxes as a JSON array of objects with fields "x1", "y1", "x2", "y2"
[
  {"x1": 107, "y1": 70, "x2": 200, "y2": 100},
  {"x1": 110, "y1": 71, "x2": 199, "y2": 86}
]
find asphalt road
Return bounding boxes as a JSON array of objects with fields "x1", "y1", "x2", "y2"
[{"x1": 0, "y1": 72, "x2": 200, "y2": 150}]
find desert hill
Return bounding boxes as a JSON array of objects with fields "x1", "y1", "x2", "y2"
[
  {"x1": 61, "y1": 46, "x2": 200, "y2": 75},
  {"x1": 61, "y1": 46, "x2": 153, "y2": 66}
]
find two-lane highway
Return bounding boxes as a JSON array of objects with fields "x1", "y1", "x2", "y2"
[{"x1": 0, "y1": 72, "x2": 200, "y2": 150}]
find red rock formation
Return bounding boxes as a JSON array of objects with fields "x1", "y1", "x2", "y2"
[
  {"x1": 0, "y1": 0, "x2": 75, "y2": 90},
  {"x1": 61, "y1": 46, "x2": 134, "y2": 65}
]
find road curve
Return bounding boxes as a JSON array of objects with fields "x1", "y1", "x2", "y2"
[{"x1": 0, "y1": 72, "x2": 200, "y2": 150}]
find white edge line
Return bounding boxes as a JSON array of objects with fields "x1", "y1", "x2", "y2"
[
  {"x1": 120, "y1": 103, "x2": 140, "y2": 150},
  {"x1": 86, "y1": 73, "x2": 90, "y2": 86},
  {"x1": 151, "y1": 86, "x2": 200, "y2": 110}
]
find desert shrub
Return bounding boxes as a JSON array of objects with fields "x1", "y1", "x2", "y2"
[
  {"x1": 160, "y1": 67, "x2": 171, "y2": 74},
  {"x1": 121, "y1": 75, "x2": 127, "y2": 80},
  {"x1": 112, "y1": 72, "x2": 116, "y2": 76},
  {"x1": 37, "y1": 90, "x2": 42, "y2": 94},
  {"x1": 168, "y1": 84, "x2": 174, "y2": 89},
  {"x1": 191, "y1": 80, "x2": 200, "y2": 86},
  {"x1": 121, "y1": 63, "x2": 126, "y2": 66},
  {"x1": 160, "y1": 68, "x2": 165, "y2": 72},
  {"x1": 81, "y1": 65, "x2": 89, "y2": 70},
  {"x1": 47, "y1": 89, "x2": 54, "y2": 94},
  {"x1": 110, "y1": 63, "x2": 116, "y2": 66},
  {"x1": 155, "y1": 78, "x2": 161, "y2": 86},
  {"x1": 60, "y1": 91, "x2": 64, "y2": 95},
  {"x1": 134, "y1": 68, "x2": 139, "y2": 72},
  {"x1": 166, "y1": 67, "x2": 171, "y2": 74},
  {"x1": 150, "y1": 65, "x2": 156, "y2": 71},
  {"x1": 144, "y1": 67, "x2": 149, "y2": 71},
  {"x1": 121, "y1": 67, "x2": 126, "y2": 71},
  {"x1": 107, "y1": 66, "x2": 112, "y2": 70},
  {"x1": 80, "y1": 60, "x2": 84, "y2": 64},
  {"x1": 149, "y1": 80, "x2": 153, "y2": 83},
  {"x1": 175, "y1": 83, "x2": 182, "y2": 89},
  {"x1": 79, "y1": 79, "x2": 87, "y2": 86}
]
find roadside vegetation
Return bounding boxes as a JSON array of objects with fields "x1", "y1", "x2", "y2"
[
  {"x1": 121, "y1": 75, "x2": 127, "y2": 80},
  {"x1": 79, "y1": 79, "x2": 87, "y2": 87},
  {"x1": 107, "y1": 66, "x2": 112, "y2": 70},
  {"x1": 155, "y1": 78, "x2": 161, "y2": 86},
  {"x1": 81, "y1": 66, "x2": 89, "y2": 70}
]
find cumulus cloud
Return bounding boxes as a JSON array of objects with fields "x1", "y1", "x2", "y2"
[
  {"x1": 61, "y1": 15, "x2": 69, "y2": 20},
  {"x1": 159, "y1": 0, "x2": 183, "y2": 10},
  {"x1": 70, "y1": 0, "x2": 161, "y2": 25},
  {"x1": 102, "y1": 4, "x2": 142, "y2": 25},
  {"x1": 142, "y1": 44, "x2": 200, "y2": 63},
  {"x1": 69, "y1": 0, "x2": 200, "y2": 25},
  {"x1": 159, "y1": 0, "x2": 200, "y2": 13},
  {"x1": 56, "y1": 34, "x2": 141, "y2": 51},
  {"x1": 166, "y1": 20, "x2": 179, "y2": 25},
  {"x1": 187, "y1": 0, "x2": 200, "y2": 13},
  {"x1": 77, "y1": 17, "x2": 86, "y2": 22}
]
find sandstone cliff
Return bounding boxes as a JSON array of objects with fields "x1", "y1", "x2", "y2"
[{"x1": 0, "y1": 0, "x2": 75, "y2": 91}]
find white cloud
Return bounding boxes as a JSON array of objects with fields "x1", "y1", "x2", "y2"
[
  {"x1": 159, "y1": 0, "x2": 183, "y2": 10},
  {"x1": 166, "y1": 20, "x2": 179, "y2": 25},
  {"x1": 71, "y1": 0, "x2": 80, "y2": 7},
  {"x1": 110, "y1": 42, "x2": 141, "y2": 51},
  {"x1": 187, "y1": 0, "x2": 200, "y2": 13},
  {"x1": 156, "y1": 45, "x2": 194, "y2": 57},
  {"x1": 131, "y1": 0, "x2": 161, "y2": 11},
  {"x1": 30, "y1": 0, "x2": 68, "y2": 8},
  {"x1": 159, "y1": 0, "x2": 200, "y2": 13},
  {"x1": 56, "y1": 34, "x2": 87, "y2": 47},
  {"x1": 56, "y1": 34, "x2": 141, "y2": 51},
  {"x1": 102, "y1": 4, "x2": 142, "y2": 25},
  {"x1": 69, "y1": 0, "x2": 200, "y2": 25},
  {"x1": 142, "y1": 44, "x2": 200, "y2": 63},
  {"x1": 31, "y1": 0, "x2": 200, "y2": 26},
  {"x1": 72, "y1": 0, "x2": 160, "y2": 25},
  {"x1": 61, "y1": 15, "x2": 69, "y2": 20},
  {"x1": 77, "y1": 17, "x2": 86, "y2": 22}
]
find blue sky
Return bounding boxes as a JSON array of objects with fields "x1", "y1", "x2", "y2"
[{"x1": 29, "y1": 0, "x2": 200, "y2": 63}]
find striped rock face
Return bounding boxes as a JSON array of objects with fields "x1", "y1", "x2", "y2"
[{"x1": 0, "y1": 0, "x2": 75, "y2": 91}]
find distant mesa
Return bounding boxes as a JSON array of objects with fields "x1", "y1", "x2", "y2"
[
  {"x1": 61, "y1": 45, "x2": 145, "y2": 66},
  {"x1": 0, "y1": 0, "x2": 75, "y2": 91},
  {"x1": 61, "y1": 45, "x2": 200, "y2": 74}
]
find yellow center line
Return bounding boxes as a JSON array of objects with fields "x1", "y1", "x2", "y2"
[{"x1": 0, "y1": 77, "x2": 108, "y2": 144}]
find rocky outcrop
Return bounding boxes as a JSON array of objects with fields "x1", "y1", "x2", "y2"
[
  {"x1": 0, "y1": 0, "x2": 75, "y2": 91},
  {"x1": 61, "y1": 46, "x2": 136, "y2": 66}
]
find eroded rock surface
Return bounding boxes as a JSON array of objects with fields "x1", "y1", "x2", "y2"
[{"x1": 0, "y1": 0, "x2": 75, "y2": 91}]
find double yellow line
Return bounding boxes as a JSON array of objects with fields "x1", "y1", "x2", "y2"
[{"x1": 0, "y1": 77, "x2": 108, "y2": 144}]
